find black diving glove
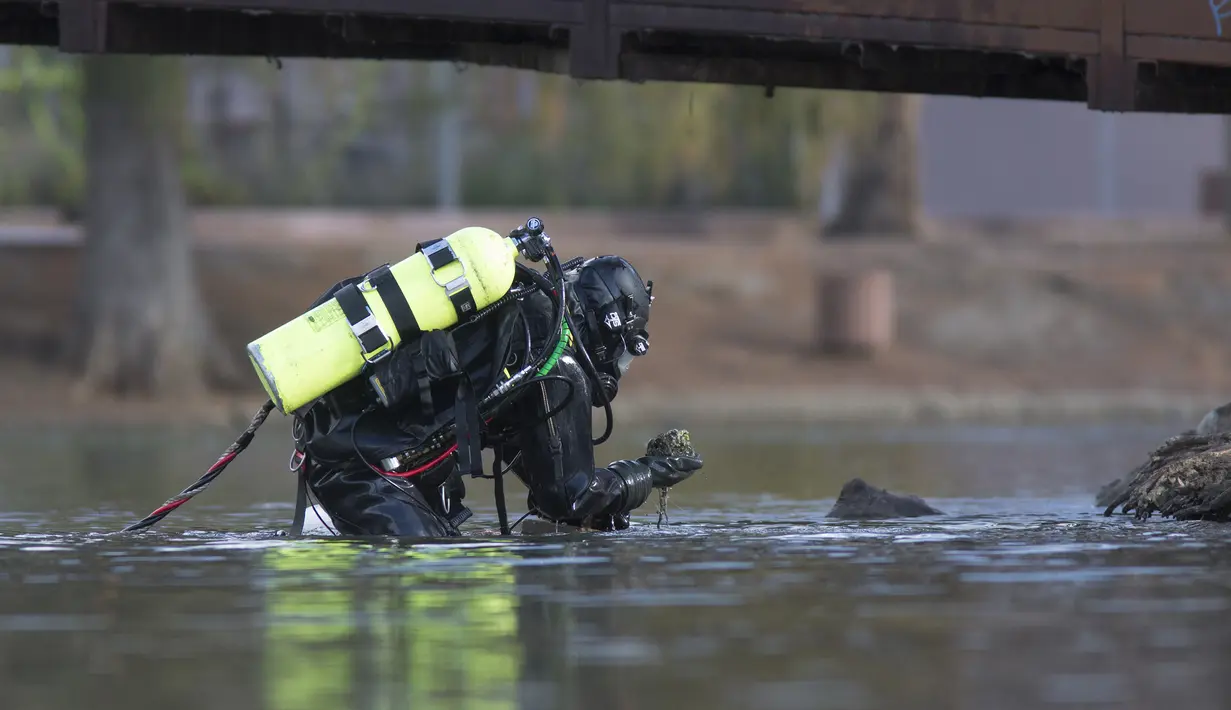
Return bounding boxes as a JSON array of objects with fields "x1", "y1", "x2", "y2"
[{"x1": 641, "y1": 455, "x2": 704, "y2": 489}]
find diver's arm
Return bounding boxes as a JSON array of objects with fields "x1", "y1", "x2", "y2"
[
  {"x1": 499, "y1": 281, "x2": 701, "y2": 530},
  {"x1": 504, "y1": 354, "x2": 655, "y2": 530}
]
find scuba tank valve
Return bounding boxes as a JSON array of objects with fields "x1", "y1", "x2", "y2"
[{"x1": 509, "y1": 217, "x2": 551, "y2": 263}]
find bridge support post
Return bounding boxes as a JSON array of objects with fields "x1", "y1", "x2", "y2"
[
  {"x1": 1087, "y1": 0, "x2": 1137, "y2": 112},
  {"x1": 58, "y1": 0, "x2": 109, "y2": 53},
  {"x1": 570, "y1": 0, "x2": 620, "y2": 80}
]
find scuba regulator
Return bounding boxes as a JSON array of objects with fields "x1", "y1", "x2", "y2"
[{"x1": 491, "y1": 217, "x2": 655, "y2": 444}]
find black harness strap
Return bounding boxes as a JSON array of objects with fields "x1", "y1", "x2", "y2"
[
  {"x1": 335, "y1": 283, "x2": 392, "y2": 362},
  {"x1": 289, "y1": 468, "x2": 309, "y2": 536},
  {"x1": 415, "y1": 346, "x2": 434, "y2": 414},
  {"x1": 367, "y1": 264, "x2": 422, "y2": 344},
  {"x1": 583, "y1": 305, "x2": 608, "y2": 362},
  {"x1": 454, "y1": 373, "x2": 483, "y2": 480},
  {"x1": 288, "y1": 416, "x2": 310, "y2": 536},
  {"x1": 401, "y1": 329, "x2": 482, "y2": 481},
  {"x1": 417, "y1": 239, "x2": 480, "y2": 323},
  {"x1": 492, "y1": 444, "x2": 510, "y2": 535}
]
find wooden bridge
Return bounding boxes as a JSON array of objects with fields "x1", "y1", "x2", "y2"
[{"x1": 3, "y1": 0, "x2": 1231, "y2": 113}]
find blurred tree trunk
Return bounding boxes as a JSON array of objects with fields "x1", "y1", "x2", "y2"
[
  {"x1": 825, "y1": 93, "x2": 921, "y2": 238},
  {"x1": 1223, "y1": 116, "x2": 1231, "y2": 236},
  {"x1": 72, "y1": 55, "x2": 236, "y2": 398}
]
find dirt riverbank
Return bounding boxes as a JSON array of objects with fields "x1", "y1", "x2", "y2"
[
  {"x1": 2, "y1": 208, "x2": 1229, "y2": 428},
  {"x1": 0, "y1": 355, "x2": 1212, "y2": 429}
]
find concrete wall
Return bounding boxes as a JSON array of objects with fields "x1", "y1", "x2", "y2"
[
  {"x1": 919, "y1": 96, "x2": 1224, "y2": 219},
  {"x1": 0, "y1": 242, "x2": 369, "y2": 363}
]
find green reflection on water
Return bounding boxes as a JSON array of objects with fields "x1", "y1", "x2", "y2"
[{"x1": 263, "y1": 542, "x2": 521, "y2": 710}]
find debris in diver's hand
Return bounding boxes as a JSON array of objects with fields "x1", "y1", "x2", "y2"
[
  {"x1": 646, "y1": 428, "x2": 696, "y2": 457},
  {"x1": 645, "y1": 429, "x2": 695, "y2": 528}
]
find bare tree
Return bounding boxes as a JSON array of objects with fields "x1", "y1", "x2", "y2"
[
  {"x1": 1223, "y1": 116, "x2": 1231, "y2": 235},
  {"x1": 72, "y1": 55, "x2": 235, "y2": 398},
  {"x1": 825, "y1": 93, "x2": 921, "y2": 238}
]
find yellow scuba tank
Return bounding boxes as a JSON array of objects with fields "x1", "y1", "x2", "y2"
[{"x1": 247, "y1": 226, "x2": 521, "y2": 414}]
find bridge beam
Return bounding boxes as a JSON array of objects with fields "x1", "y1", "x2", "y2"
[
  {"x1": 58, "y1": 0, "x2": 107, "y2": 53},
  {"x1": 3, "y1": 0, "x2": 1231, "y2": 114},
  {"x1": 571, "y1": 0, "x2": 619, "y2": 79}
]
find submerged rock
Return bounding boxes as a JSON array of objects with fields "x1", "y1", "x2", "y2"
[
  {"x1": 519, "y1": 518, "x2": 585, "y2": 535},
  {"x1": 1103, "y1": 432, "x2": 1231, "y2": 521},
  {"x1": 826, "y1": 478, "x2": 943, "y2": 520}
]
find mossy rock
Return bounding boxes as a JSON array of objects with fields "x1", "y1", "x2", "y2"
[{"x1": 645, "y1": 429, "x2": 695, "y2": 458}]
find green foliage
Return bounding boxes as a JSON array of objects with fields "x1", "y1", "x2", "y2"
[
  {"x1": 259, "y1": 58, "x2": 384, "y2": 204},
  {"x1": 0, "y1": 53, "x2": 882, "y2": 210},
  {"x1": 460, "y1": 75, "x2": 875, "y2": 209},
  {"x1": 0, "y1": 50, "x2": 240, "y2": 212},
  {"x1": 0, "y1": 47, "x2": 83, "y2": 209}
]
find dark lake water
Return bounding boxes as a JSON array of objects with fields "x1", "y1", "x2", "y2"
[{"x1": 3, "y1": 415, "x2": 1230, "y2": 710}]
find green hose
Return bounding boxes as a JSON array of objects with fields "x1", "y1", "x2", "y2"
[{"x1": 536, "y1": 320, "x2": 571, "y2": 376}]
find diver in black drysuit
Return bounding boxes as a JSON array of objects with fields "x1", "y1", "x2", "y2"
[{"x1": 289, "y1": 249, "x2": 703, "y2": 537}]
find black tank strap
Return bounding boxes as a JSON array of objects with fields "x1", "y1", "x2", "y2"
[
  {"x1": 366, "y1": 264, "x2": 422, "y2": 344},
  {"x1": 335, "y1": 283, "x2": 392, "y2": 363},
  {"x1": 448, "y1": 288, "x2": 479, "y2": 322},
  {"x1": 417, "y1": 239, "x2": 480, "y2": 323},
  {"x1": 417, "y1": 238, "x2": 454, "y2": 270}
]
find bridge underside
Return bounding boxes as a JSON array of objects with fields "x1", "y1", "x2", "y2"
[{"x1": 4, "y1": 0, "x2": 1231, "y2": 114}]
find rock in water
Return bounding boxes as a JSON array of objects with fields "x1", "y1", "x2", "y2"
[
  {"x1": 1104, "y1": 431, "x2": 1231, "y2": 521},
  {"x1": 646, "y1": 429, "x2": 695, "y2": 458},
  {"x1": 1095, "y1": 476, "x2": 1131, "y2": 509},
  {"x1": 826, "y1": 478, "x2": 943, "y2": 520},
  {"x1": 1093, "y1": 400, "x2": 1229, "y2": 507},
  {"x1": 519, "y1": 518, "x2": 585, "y2": 535},
  {"x1": 1196, "y1": 402, "x2": 1231, "y2": 437}
]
